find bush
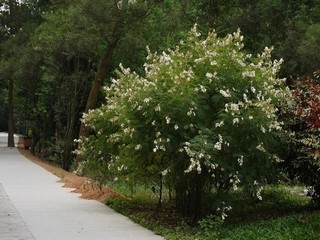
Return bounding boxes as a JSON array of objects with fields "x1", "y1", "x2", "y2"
[
  {"x1": 285, "y1": 70, "x2": 320, "y2": 203},
  {"x1": 76, "y1": 25, "x2": 291, "y2": 218}
]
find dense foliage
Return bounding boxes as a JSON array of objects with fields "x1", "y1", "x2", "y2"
[
  {"x1": 77, "y1": 26, "x2": 291, "y2": 217},
  {"x1": 285, "y1": 71, "x2": 320, "y2": 203}
]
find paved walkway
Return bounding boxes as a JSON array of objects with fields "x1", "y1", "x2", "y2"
[{"x1": 0, "y1": 133, "x2": 164, "y2": 240}]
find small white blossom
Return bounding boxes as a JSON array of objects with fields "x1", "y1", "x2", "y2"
[
  {"x1": 230, "y1": 103, "x2": 239, "y2": 112},
  {"x1": 135, "y1": 144, "x2": 142, "y2": 150},
  {"x1": 206, "y1": 72, "x2": 213, "y2": 78},
  {"x1": 187, "y1": 107, "x2": 196, "y2": 116},
  {"x1": 217, "y1": 203, "x2": 232, "y2": 220},
  {"x1": 214, "y1": 134, "x2": 223, "y2": 150},
  {"x1": 219, "y1": 89, "x2": 231, "y2": 98},
  {"x1": 215, "y1": 121, "x2": 224, "y2": 128},
  {"x1": 161, "y1": 169, "x2": 168, "y2": 176},
  {"x1": 237, "y1": 155, "x2": 244, "y2": 166},
  {"x1": 243, "y1": 93, "x2": 248, "y2": 102},
  {"x1": 185, "y1": 158, "x2": 202, "y2": 174},
  {"x1": 155, "y1": 104, "x2": 161, "y2": 112},
  {"x1": 165, "y1": 116, "x2": 171, "y2": 124},
  {"x1": 144, "y1": 98, "x2": 151, "y2": 103},
  {"x1": 233, "y1": 118, "x2": 239, "y2": 125},
  {"x1": 117, "y1": 165, "x2": 126, "y2": 171},
  {"x1": 256, "y1": 143, "x2": 266, "y2": 152},
  {"x1": 199, "y1": 85, "x2": 207, "y2": 93},
  {"x1": 253, "y1": 181, "x2": 263, "y2": 200}
]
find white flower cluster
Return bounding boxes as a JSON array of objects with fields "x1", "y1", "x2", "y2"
[
  {"x1": 237, "y1": 155, "x2": 244, "y2": 166},
  {"x1": 219, "y1": 89, "x2": 231, "y2": 98},
  {"x1": 242, "y1": 71, "x2": 256, "y2": 78},
  {"x1": 215, "y1": 121, "x2": 224, "y2": 128},
  {"x1": 183, "y1": 141, "x2": 214, "y2": 174},
  {"x1": 217, "y1": 202, "x2": 232, "y2": 220},
  {"x1": 214, "y1": 134, "x2": 224, "y2": 150},
  {"x1": 135, "y1": 144, "x2": 142, "y2": 150},
  {"x1": 153, "y1": 132, "x2": 168, "y2": 153},
  {"x1": 253, "y1": 180, "x2": 263, "y2": 201},
  {"x1": 256, "y1": 143, "x2": 266, "y2": 152},
  {"x1": 187, "y1": 107, "x2": 197, "y2": 117},
  {"x1": 229, "y1": 173, "x2": 241, "y2": 190},
  {"x1": 183, "y1": 142, "x2": 203, "y2": 174}
]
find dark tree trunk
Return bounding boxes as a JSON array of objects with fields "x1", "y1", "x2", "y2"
[
  {"x1": 158, "y1": 174, "x2": 163, "y2": 207},
  {"x1": 78, "y1": 42, "x2": 118, "y2": 141},
  {"x1": 7, "y1": 0, "x2": 16, "y2": 148},
  {"x1": 7, "y1": 78, "x2": 14, "y2": 147},
  {"x1": 62, "y1": 95, "x2": 77, "y2": 170},
  {"x1": 175, "y1": 172, "x2": 203, "y2": 220}
]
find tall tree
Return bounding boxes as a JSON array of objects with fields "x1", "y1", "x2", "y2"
[
  {"x1": 77, "y1": 0, "x2": 170, "y2": 142},
  {"x1": 0, "y1": 0, "x2": 19, "y2": 147},
  {"x1": 0, "y1": 0, "x2": 55, "y2": 146},
  {"x1": 30, "y1": 4, "x2": 97, "y2": 169},
  {"x1": 193, "y1": 0, "x2": 320, "y2": 77}
]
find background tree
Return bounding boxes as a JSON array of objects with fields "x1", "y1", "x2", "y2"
[
  {"x1": 28, "y1": 5, "x2": 95, "y2": 169},
  {"x1": 0, "y1": 0, "x2": 31, "y2": 146},
  {"x1": 298, "y1": 24, "x2": 320, "y2": 75},
  {"x1": 193, "y1": 0, "x2": 320, "y2": 77},
  {"x1": 77, "y1": 0, "x2": 187, "y2": 141},
  {"x1": 0, "y1": 0, "x2": 58, "y2": 146}
]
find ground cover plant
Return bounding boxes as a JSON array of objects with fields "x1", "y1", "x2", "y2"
[
  {"x1": 76, "y1": 25, "x2": 292, "y2": 218},
  {"x1": 106, "y1": 183, "x2": 320, "y2": 240}
]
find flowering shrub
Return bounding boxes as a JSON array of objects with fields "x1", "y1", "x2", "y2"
[
  {"x1": 292, "y1": 71, "x2": 320, "y2": 129},
  {"x1": 76, "y1": 25, "x2": 291, "y2": 217},
  {"x1": 287, "y1": 70, "x2": 320, "y2": 202}
]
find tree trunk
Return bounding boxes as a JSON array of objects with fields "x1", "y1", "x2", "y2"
[
  {"x1": 78, "y1": 42, "x2": 118, "y2": 144},
  {"x1": 62, "y1": 94, "x2": 77, "y2": 170},
  {"x1": 158, "y1": 173, "x2": 163, "y2": 207},
  {"x1": 7, "y1": 78, "x2": 14, "y2": 147},
  {"x1": 6, "y1": 0, "x2": 15, "y2": 148},
  {"x1": 175, "y1": 172, "x2": 204, "y2": 220}
]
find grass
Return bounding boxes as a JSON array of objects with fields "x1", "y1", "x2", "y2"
[
  {"x1": 221, "y1": 213, "x2": 320, "y2": 240},
  {"x1": 105, "y1": 183, "x2": 320, "y2": 239}
]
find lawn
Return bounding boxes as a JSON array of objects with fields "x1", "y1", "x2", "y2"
[{"x1": 106, "y1": 183, "x2": 320, "y2": 239}]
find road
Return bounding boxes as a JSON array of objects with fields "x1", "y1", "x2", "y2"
[
  {"x1": 0, "y1": 132, "x2": 164, "y2": 240},
  {"x1": 0, "y1": 133, "x2": 19, "y2": 148}
]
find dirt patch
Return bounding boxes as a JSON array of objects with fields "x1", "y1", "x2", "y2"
[{"x1": 17, "y1": 145, "x2": 121, "y2": 203}]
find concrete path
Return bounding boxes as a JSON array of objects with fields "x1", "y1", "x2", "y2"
[{"x1": 0, "y1": 133, "x2": 164, "y2": 240}]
